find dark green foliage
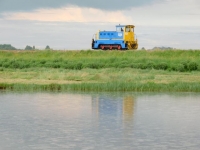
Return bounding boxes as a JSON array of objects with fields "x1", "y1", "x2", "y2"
[
  {"x1": 0, "y1": 44, "x2": 17, "y2": 50},
  {"x1": 2, "y1": 62, "x2": 10, "y2": 68},
  {"x1": 45, "y1": 45, "x2": 51, "y2": 50},
  {"x1": 74, "y1": 62, "x2": 83, "y2": 70},
  {"x1": 146, "y1": 61, "x2": 155, "y2": 69},
  {"x1": 86, "y1": 62, "x2": 104, "y2": 69},
  {"x1": 173, "y1": 64, "x2": 185, "y2": 72},
  {"x1": 25, "y1": 45, "x2": 33, "y2": 50},
  {"x1": 188, "y1": 62, "x2": 198, "y2": 71},
  {"x1": 130, "y1": 63, "x2": 142, "y2": 69},
  {"x1": 154, "y1": 62, "x2": 168, "y2": 70},
  {"x1": 0, "y1": 50, "x2": 199, "y2": 72},
  {"x1": 179, "y1": 61, "x2": 198, "y2": 72},
  {"x1": 118, "y1": 60, "x2": 130, "y2": 68},
  {"x1": 40, "y1": 60, "x2": 46, "y2": 64},
  {"x1": 181, "y1": 61, "x2": 189, "y2": 70}
]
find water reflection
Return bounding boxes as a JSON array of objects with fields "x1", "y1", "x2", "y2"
[
  {"x1": 0, "y1": 92, "x2": 200, "y2": 150},
  {"x1": 92, "y1": 95, "x2": 135, "y2": 127},
  {"x1": 123, "y1": 96, "x2": 135, "y2": 123}
]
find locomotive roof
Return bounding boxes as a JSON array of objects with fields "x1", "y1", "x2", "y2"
[{"x1": 116, "y1": 25, "x2": 135, "y2": 28}]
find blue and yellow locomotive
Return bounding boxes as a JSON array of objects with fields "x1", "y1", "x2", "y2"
[{"x1": 92, "y1": 24, "x2": 138, "y2": 50}]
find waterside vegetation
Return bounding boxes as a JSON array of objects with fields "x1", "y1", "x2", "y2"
[{"x1": 0, "y1": 49, "x2": 200, "y2": 92}]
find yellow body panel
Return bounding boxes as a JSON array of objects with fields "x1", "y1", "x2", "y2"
[{"x1": 123, "y1": 25, "x2": 138, "y2": 50}]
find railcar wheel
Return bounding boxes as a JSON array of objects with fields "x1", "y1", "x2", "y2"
[
  {"x1": 101, "y1": 45, "x2": 105, "y2": 50},
  {"x1": 118, "y1": 45, "x2": 121, "y2": 50}
]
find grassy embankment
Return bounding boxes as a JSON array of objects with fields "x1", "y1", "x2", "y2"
[{"x1": 0, "y1": 49, "x2": 200, "y2": 92}]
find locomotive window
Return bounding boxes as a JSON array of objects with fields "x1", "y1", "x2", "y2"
[
  {"x1": 116, "y1": 27, "x2": 124, "y2": 32},
  {"x1": 130, "y1": 28, "x2": 134, "y2": 32},
  {"x1": 126, "y1": 27, "x2": 130, "y2": 32},
  {"x1": 116, "y1": 27, "x2": 121, "y2": 32}
]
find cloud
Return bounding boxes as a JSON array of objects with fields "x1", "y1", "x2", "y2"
[
  {"x1": 123, "y1": 0, "x2": 200, "y2": 26},
  {"x1": 0, "y1": 0, "x2": 162, "y2": 12},
  {"x1": 3, "y1": 0, "x2": 200, "y2": 27},
  {"x1": 3, "y1": 7, "x2": 133, "y2": 23}
]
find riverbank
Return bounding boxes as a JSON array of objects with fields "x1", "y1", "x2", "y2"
[{"x1": 0, "y1": 50, "x2": 200, "y2": 92}]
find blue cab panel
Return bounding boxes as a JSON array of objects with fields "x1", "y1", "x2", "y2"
[{"x1": 92, "y1": 30, "x2": 127, "y2": 50}]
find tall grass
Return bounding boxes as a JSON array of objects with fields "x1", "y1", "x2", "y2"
[
  {"x1": 1, "y1": 49, "x2": 200, "y2": 92},
  {"x1": 1, "y1": 82, "x2": 200, "y2": 92},
  {"x1": 0, "y1": 50, "x2": 200, "y2": 72}
]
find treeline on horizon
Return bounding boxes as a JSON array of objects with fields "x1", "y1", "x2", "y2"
[
  {"x1": 0, "y1": 44, "x2": 51, "y2": 50},
  {"x1": 0, "y1": 50, "x2": 200, "y2": 72}
]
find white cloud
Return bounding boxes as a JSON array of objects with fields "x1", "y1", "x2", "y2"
[
  {"x1": 3, "y1": 6, "x2": 132, "y2": 23},
  {"x1": 2, "y1": 0, "x2": 200, "y2": 27},
  {"x1": 126, "y1": 0, "x2": 200, "y2": 26},
  {"x1": 0, "y1": 0, "x2": 162, "y2": 12}
]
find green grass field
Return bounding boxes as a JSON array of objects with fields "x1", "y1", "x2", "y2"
[{"x1": 0, "y1": 49, "x2": 200, "y2": 92}]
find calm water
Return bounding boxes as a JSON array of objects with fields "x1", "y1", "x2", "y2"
[{"x1": 0, "y1": 92, "x2": 200, "y2": 150}]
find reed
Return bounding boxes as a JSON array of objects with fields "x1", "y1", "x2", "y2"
[
  {"x1": 1, "y1": 82, "x2": 200, "y2": 92},
  {"x1": 0, "y1": 50, "x2": 200, "y2": 72},
  {"x1": 0, "y1": 50, "x2": 200, "y2": 92}
]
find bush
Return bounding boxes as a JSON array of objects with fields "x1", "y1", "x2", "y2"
[
  {"x1": 188, "y1": 61, "x2": 198, "y2": 71},
  {"x1": 118, "y1": 61, "x2": 130, "y2": 68},
  {"x1": 2, "y1": 62, "x2": 11, "y2": 68},
  {"x1": 181, "y1": 61, "x2": 189, "y2": 70},
  {"x1": 86, "y1": 63, "x2": 104, "y2": 69},
  {"x1": 146, "y1": 61, "x2": 155, "y2": 69},
  {"x1": 173, "y1": 64, "x2": 185, "y2": 72},
  {"x1": 74, "y1": 63, "x2": 83, "y2": 70},
  {"x1": 52, "y1": 63, "x2": 61, "y2": 68},
  {"x1": 45, "y1": 62, "x2": 54, "y2": 68},
  {"x1": 40, "y1": 60, "x2": 46, "y2": 64},
  {"x1": 10, "y1": 61, "x2": 20, "y2": 68},
  {"x1": 131, "y1": 63, "x2": 146, "y2": 69},
  {"x1": 0, "y1": 60, "x2": 3, "y2": 67},
  {"x1": 63, "y1": 63, "x2": 75, "y2": 69},
  {"x1": 154, "y1": 62, "x2": 168, "y2": 70}
]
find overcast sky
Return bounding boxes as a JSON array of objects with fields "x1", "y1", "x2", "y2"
[{"x1": 0, "y1": 0, "x2": 200, "y2": 49}]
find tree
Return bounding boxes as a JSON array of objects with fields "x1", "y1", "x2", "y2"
[
  {"x1": 45, "y1": 45, "x2": 50, "y2": 50},
  {"x1": 25, "y1": 45, "x2": 33, "y2": 50},
  {"x1": 33, "y1": 46, "x2": 35, "y2": 50},
  {"x1": 0, "y1": 44, "x2": 17, "y2": 50}
]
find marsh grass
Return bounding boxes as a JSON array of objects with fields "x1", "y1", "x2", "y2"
[
  {"x1": 1, "y1": 82, "x2": 200, "y2": 92},
  {"x1": 0, "y1": 50, "x2": 200, "y2": 72},
  {"x1": 0, "y1": 50, "x2": 200, "y2": 91},
  {"x1": 0, "y1": 67, "x2": 200, "y2": 92}
]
